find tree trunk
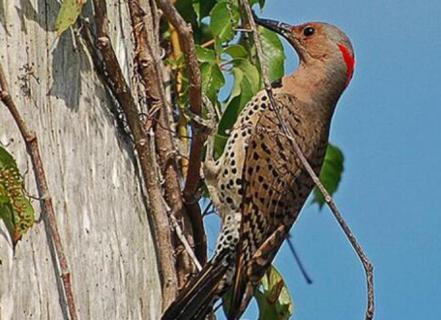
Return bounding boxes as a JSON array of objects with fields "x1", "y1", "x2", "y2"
[{"x1": 0, "y1": 1, "x2": 162, "y2": 318}]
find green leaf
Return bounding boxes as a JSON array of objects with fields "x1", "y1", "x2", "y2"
[
  {"x1": 312, "y1": 143, "x2": 345, "y2": 209},
  {"x1": 201, "y1": 62, "x2": 225, "y2": 103},
  {"x1": 54, "y1": 0, "x2": 86, "y2": 36},
  {"x1": 193, "y1": 0, "x2": 217, "y2": 22},
  {"x1": 0, "y1": 204, "x2": 15, "y2": 241},
  {"x1": 196, "y1": 45, "x2": 216, "y2": 63},
  {"x1": 218, "y1": 67, "x2": 254, "y2": 136},
  {"x1": 223, "y1": 44, "x2": 249, "y2": 59},
  {"x1": 233, "y1": 58, "x2": 261, "y2": 94},
  {"x1": 217, "y1": 57, "x2": 261, "y2": 135},
  {"x1": 175, "y1": 0, "x2": 198, "y2": 27},
  {"x1": 210, "y1": 1, "x2": 240, "y2": 43},
  {"x1": 0, "y1": 145, "x2": 17, "y2": 168},
  {"x1": 254, "y1": 265, "x2": 294, "y2": 320},
  {"x1": 213, "y1": 133, "x2": 229, "y2": 159},
  {"x1": 0, "y1": 146, "x2": 35, "y2": 245},
  {"x1": 259, "y1": 26, "x2": 286, "y2": 83}
]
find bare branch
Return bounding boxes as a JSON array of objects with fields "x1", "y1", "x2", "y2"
[
  {"x1": 286, "y1": 235, "x2": 313, "y2": 284},
  {"x1": 126, "y1": 0, "x2": 199, "y2": 292},
  {"x1": 91, "y1": 0, "x2": 178, "y2": 307},
  {"x1": 240, "y1": 2, "x2": 374, "y2": 319},
  {"x1": 156, "y1": 0, "x2": 207, "y2": 266},
  {"x1": 170, "y1": 215, "x2": 202, "y2": 272},
  {"x1": 0, "y1": 64, "x2": 78, "y2": 320}
]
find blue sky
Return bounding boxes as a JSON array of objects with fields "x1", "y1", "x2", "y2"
[{"x1": 207, "y1": 0, "x2": 441, "y2": 319}]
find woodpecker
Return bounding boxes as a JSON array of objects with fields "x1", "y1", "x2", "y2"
[{"x1": 162, "y1": 16, "x2": 355, "y2": 320}]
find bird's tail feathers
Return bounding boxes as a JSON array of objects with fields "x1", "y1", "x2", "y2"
[{"x1": 161, "y1": 256, "x2": 229, "y2": 320}]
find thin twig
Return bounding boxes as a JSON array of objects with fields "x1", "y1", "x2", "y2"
[
  {"x1": 240, "y1": 2, "x2": 374, "y2": 319},
  {"x1": 286, "y1": 235, "x2": 313, "y2": 284},
  {"x1": 156, "y1": 0, "x2": 207, "y2": 266},
  {"x1": 201, "y1": 201, "x2": 213, "y2": 217},
  {"x1": 92, "y1": 0, "x2": 178, "y2": 308},
  {"x1": 0, "y1": 64, "x2": 78, "y2": 320},
  {"x1": 170, "y1": 215, "x2": 202, "y2": 272},
  {"x1": 201, "y1": 39, "x2": 215, "y2": 48}
]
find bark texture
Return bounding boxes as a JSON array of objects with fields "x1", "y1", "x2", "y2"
[{"x1": 0, "y1": 1, "x2": 161, "y2": 319}]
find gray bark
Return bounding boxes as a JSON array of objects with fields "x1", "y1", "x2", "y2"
[{"x1": 0, "y1": 1, "x2": 161, "y2": 319}]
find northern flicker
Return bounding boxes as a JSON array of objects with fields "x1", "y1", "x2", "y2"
[{"x1": 162, "y1": 16, "x2": 355, "y2": 320}]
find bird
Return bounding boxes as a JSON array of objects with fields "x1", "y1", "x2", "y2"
[{"x1": 162, "y1": 15, "x2": 355, "y2": 320}]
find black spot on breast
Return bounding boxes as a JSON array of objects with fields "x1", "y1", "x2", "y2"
[
  {"x1": 261, "y1": 143, "x2": 271, "y2": 154},
  {"x1": 226, "y1": 197, "x2": 233, "y2": 204},
  {"x1": 280, "y1": 152, "x2": 287, "y2": 161},
  {"x1": 253, "y1": 152, "x2": 259, "y2": 160}
]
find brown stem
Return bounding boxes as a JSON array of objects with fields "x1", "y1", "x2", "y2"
[
  {"x1": 156, "y1": 0, "x2": 207, "y2": 266},
  {"x1": 0, "y1": 65, "x2": 78, "y2": 319},
  {"x1": 168, "y1": 19, "x2": 190, "y2": 178},
  {"x1": 92, "y1": 0, "x2": 178, "y2": 308},
  {"x1": 126, "y1": 0, "x2": 198, "y2": 291},
  {"x1": 240, "y1": 2, "x2": 374, "y2": 319}
]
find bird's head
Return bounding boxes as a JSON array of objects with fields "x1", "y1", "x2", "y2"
[{"x1": 255, "y1": 17, "x2": 355, "y2": 88}]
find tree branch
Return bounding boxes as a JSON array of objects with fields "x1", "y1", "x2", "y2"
[
  {"x1": 91, "y1": 0, "x2": 178, "y2": 308},
  {"x1": 156, "y1": 0, "x2": 207, "y2": 266},
  {"x1": 240, "y1": 2, "x2": 374, "y2": 319},
  {"x1": 0, "y1": 64, "x2": 78, "y2": 320},
  {"x1": 127, "y1": 0, "x2": 200, "y2": 290}
]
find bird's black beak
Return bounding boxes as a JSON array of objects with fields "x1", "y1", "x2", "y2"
[{"x1": 254, "y1": 15, "x2": 294, "y2": 39}]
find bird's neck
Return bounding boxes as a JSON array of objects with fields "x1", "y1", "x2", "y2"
[{"x1": 280, "y1": 61, "x2": 347, "y2": 118}]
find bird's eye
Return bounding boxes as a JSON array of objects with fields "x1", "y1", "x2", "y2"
[{"x1": 303, "y1": 26, "x2": 315, "y2": 37}]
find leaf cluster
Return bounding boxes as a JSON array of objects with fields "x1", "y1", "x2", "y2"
[{"x1": 173, "y1": 0, "x2": 285, "y2": 158}]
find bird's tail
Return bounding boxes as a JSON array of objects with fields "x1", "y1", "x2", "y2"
[{"x1": 161, "y1": 255, "x2": 230, "y2": 320}]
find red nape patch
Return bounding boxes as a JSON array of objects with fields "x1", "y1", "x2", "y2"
[{"x1": 338, "y1": 44, "x2": 355, "y2": 87}]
